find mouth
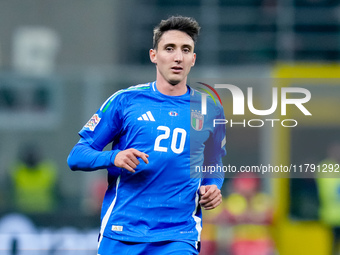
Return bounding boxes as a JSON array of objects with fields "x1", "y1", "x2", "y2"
[{"x1": 171, "y1": 66, "x2": 183, "y2": 73}]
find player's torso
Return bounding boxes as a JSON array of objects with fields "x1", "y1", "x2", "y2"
[
  {"x1": 102, "y1": 84, "x2": 220, "y2": 241},
  {"x1": 115, "y1": 88, "x2": 213, "y2": 177}
]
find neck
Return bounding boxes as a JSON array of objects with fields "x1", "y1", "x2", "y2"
[{"x1": 156, "y1": 74, "x2": 187, "y2": 96}]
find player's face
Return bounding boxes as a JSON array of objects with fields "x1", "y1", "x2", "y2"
[{"x1": 150, "y1": 30, "x2": 196, "y2": 86}]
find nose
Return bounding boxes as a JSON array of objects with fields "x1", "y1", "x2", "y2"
[{"x1": 174, "y1": 49, "x2": 183, "y2": 63}]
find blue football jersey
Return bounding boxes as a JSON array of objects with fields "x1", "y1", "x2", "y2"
[{"x1": 72, "y1": 81, "x2": 226, "y2": 244}]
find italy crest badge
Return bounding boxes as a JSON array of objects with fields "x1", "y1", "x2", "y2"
[{"x1": 191, "y1": 110, "x2": 204, "y2": 131}]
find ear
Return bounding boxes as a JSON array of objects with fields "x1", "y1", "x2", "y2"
[
  {"x1": 191, "y1": 53, "x2": 196, "y2": 67},
  {"x1": 150, "y1": 49, "x2": 157, "y2": 64}
]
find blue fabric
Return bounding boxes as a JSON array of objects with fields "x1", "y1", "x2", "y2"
[{"x1": 98, "y1": 236, "x2": 199, "y2": 255}]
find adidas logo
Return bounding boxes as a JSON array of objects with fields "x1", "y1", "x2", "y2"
[{"x1": 137, "y1": 111, "x2": 155, "y2": 121}]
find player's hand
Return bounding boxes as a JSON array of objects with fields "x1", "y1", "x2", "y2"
[
  {"x1": 114, "y1": 148, "x2": 149, "y2": 173},
  {"x1": 199, "y1": 185, "x2": 222, "y2": 210}
]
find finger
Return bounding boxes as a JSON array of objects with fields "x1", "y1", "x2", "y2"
[
  {"x1": 131, "y1": 149, "x2": 149, "y2": 164},
  {"x1": 200, "y1": 189, "x2": 221, "y2": 205},
  {"x1": 199, "y1": 186, "x2": 206, "y2": 196},
  {"x1": 139, "y1": 153, "x2": 149, "y2": 164},
  {"x1": 201, "y1": 187, "x2": 219, "y2": 199},
  {"x1": 201, "y1": 195, "x2": 222, "y2": 210},
  {"x1": 126, "y1": 158, "x2": 138, "y2": 169},
  {"x1": 200, "y1": 188, "x2": 213, "y2": 199},
  {"x1": 127, "y1": 153, "x2": 140, "y2": 166},
  {"x1": 200, "y1": 185, "x2": 219, "y2": 197},
  {"x1": 200, "y1": 196, "x2": 216, "y2": 206},
  {"x1": 203, "y1": 202, "x2": 221, "y2": 210},
  {"x1": 201, "y1": 193, "x2": 222, "y2": 207},
  {"x1": 122, "y1": 163, "x2": 136, "y2": 173}
]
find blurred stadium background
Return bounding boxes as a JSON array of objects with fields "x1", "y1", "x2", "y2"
[{"x1": 0, "y1": 0, "x2": 340, "y2": 254}]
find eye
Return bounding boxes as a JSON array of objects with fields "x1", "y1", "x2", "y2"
[
  {"x1": 183, "y1": 48, "x2": 191, "y2": 53},
  {"x1": 166, "y1": 46, "x2": 174, "y2": 52}
]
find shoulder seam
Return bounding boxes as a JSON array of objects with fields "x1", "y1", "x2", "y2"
[{"x1": 100, "y1": 83, "x2": 151, "y2": 112}]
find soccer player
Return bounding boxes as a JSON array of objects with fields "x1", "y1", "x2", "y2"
[{"x1": 67, "y1": 16, "x2": 226, "y2": 255}]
